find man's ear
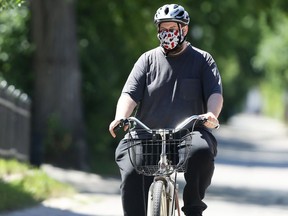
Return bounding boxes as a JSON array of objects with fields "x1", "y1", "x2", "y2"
[{"x1": 183, "y1": 25, "x2": 189, "y2": 36}]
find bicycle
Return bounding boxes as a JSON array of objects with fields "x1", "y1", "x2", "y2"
[{"x1": 115, "y1": 115, "x2": 219, "y2": 216}]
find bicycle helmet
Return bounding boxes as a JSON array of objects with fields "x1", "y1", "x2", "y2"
[{"x1": 154, "y1": 4, "x2": 190, "y2": 25}]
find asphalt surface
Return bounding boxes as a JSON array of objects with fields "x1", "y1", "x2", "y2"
[{"x1": 1, "y1": 113, "x2": 288, "y2": 216}]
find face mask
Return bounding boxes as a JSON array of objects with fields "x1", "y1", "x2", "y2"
[{"x1": 157, "y1": 29, "x2": 184, "y2": 50}]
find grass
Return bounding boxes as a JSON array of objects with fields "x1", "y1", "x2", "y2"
[{"x1": 0, "y1": 158, "x2": 75, "y2": 212}]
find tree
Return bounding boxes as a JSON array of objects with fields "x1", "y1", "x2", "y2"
[
  {"x1": 76, "y1": 0, "x2": 160, "y2": 172},
  {"x1": 0, "y1": 0, "x2": 24, "y2": 10},
  {"x1": 30, "y1": 0, "x2": 87, "y2": 169},
  {"x1": 2, "y1": 0, "x2": 288, "y2": 173},
  {"x1": 253, "y1": 10, "x2": 288, "y2": 121}
]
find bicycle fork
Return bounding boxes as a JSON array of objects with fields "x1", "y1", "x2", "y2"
[{"x1": 147, "y1": 176, "x2": 180, "y2": 216}]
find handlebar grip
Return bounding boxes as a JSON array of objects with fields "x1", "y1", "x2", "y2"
[
  {"x1": 114, "y1": 119, "x2": 129, "y2": 131},
  {"x1": 198, "y1": 116, "x2": 207, "y2": 124}
]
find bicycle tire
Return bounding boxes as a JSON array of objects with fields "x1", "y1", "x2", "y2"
[{"x1": 152, "y1": 180, "x2": 167, "y2": 216}]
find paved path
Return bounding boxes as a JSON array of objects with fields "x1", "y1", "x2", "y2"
[{"x1": 1, "y1": 113, "x2": 288, "y2": 216}]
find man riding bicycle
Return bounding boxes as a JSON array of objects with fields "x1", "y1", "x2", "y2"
[{"x1": 109, "y1": 4, "x2": 223, "y2": 216}]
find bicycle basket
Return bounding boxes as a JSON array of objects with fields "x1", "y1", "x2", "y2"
[{"x1": 125, "y1": 129, "x2": 193, "y2": 176}]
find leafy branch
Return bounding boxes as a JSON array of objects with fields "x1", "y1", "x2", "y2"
[{"x1": 0, "y1": 0, "x2": 25, "y2": 10}]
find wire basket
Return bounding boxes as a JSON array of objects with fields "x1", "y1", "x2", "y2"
[{"x1": 125, "y1": 129, "x2": 193, "y2": 176}]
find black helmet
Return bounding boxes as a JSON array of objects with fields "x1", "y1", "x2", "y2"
[{"x1": 154, "y1": 4, "x2": 190, "y2": 25}]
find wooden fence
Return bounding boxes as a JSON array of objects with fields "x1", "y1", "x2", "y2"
[{"x1": 0, "y1": 80, "x2": 31, "y2": 161}]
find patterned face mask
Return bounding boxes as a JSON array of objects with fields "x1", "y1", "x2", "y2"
[{"x1": 157, "y1": 29, "x2": 184, "y2": 50}]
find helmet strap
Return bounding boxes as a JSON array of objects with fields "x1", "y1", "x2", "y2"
[{"x1": 177, "y1": 23, "x2": 186, "y2": 45}]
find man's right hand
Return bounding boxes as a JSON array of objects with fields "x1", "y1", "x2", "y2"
[
  {"x1": 109, "y1": 119, "x2": 121, "y2": 138},
  {"x1": 109, "y1": 119, "x2": 129, "y2": 138}
]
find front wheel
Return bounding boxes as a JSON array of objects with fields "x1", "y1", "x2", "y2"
[{"x1": 151, "y1": 180, "x2": 167, "y2": 216}]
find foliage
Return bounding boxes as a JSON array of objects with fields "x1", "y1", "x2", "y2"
[
  {"x1": 0, "y1": 0, "x2": 288, "y2": 172},
  {"x1": 0, "y1": 159, "x2": 29, "y2": 176},
  {"x1": 77, "y1": 0, "x2": 160, "y2": 171},
  {"x1": 0, "y1": 5, "x2": 33, "y2": 94},
  {"x1": 0, "y1": 181, "x2": 37, "y2": 211},
  {"x1": 260, "y1": 83, "x2": 285, "y2": 119},
  {"x1": 0, "y1": 159, "x2": 74, "y2": 212},
  {"x1": 44, "y1": 114, "x2": 74, "y2": 167},
  {"x1": 252, "y1": 9, "x2": 288, "y2": 119},
  {"x1": 0, "y1": 0, "x2": 24, "y2": 10},
  {"x1": 253, "y1": 11, "x2": 288, "y2": 86}
]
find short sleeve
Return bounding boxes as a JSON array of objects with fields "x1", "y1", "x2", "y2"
[
  {"x1": 201, "y1": 53, "x2": 222, "y2": 102},
  {"x1": 122, "y1": 54, "x2": 147, "y2": 103}
]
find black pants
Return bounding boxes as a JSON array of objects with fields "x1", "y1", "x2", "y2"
[{"x1": 115, "y1": 130, "x2": 217, "y2": 216}]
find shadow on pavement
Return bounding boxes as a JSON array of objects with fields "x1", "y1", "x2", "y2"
[
  {"x1": 1, "y1": 206, "x2": 90, "y2": 216},
  {"x1": 176, "y1": 178, "x2": 288, "y2": 208},
  {"x1": 215, "y1": 136, "x2": 288, "y2": 168},
  {"x1": 206, "y1": 185, "x2": 288, "y2": 206},
  {"x1": 1, "y1": 204, "x2": 119, "y2": 216},
  {"x1": 213, "y1": 114, "x2": 288, "y2": 168}
]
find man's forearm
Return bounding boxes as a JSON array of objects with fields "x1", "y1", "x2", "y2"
[
  {"x1": 207, "y1": 93, "x2": 223, "y2": 118},
  {"x1": 115, "y1": 93, "x2": 137, "y2": 120}
]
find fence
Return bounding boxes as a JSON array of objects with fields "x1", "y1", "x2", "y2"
[{"x1": 0, "y1": 80, "x2": 31, "y2": 161}]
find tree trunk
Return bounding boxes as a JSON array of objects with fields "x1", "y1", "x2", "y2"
[{"x1": 30, "y1": 0, "x2": 88, "y2": 170}]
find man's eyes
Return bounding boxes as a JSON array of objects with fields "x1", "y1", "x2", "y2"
[{"x1": 160, "y1": 29, "x2": 176, "y2": 32}]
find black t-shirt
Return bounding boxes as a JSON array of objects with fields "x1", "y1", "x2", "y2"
[{"x1": 122, "y1": 44, "x2": 222, "y2": 128}]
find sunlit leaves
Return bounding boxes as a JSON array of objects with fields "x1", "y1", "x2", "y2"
[
  {"x1": 253, "y1": 11, "x2": 288, "y2": 84},
  {"x1": 0, "y1": 0, "x2": 25, "y2": 10},
  {"x1": 0, "y1": 5, "x2": 32, "y2": 92}
]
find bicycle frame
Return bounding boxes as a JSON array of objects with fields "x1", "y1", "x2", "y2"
[{"x1": 147, "y1": 129, "x2": 179, "y2": 216}]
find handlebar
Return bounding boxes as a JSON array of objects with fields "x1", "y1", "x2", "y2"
[
  {"x1": 114, "y1": 115, "x2": 219, "y2": 133},
  {"x1": 114, "y1": 115, "x2": 219, "y2": 175}
]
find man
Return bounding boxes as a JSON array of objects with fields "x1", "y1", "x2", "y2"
[{"x1": 109, "y1": 4, "x2": 223, "y2": 216}]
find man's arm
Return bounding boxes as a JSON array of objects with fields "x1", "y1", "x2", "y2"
[
  {"x1": 202, "y1": 93, "x2": 223, "y2": 128},
  {"x1": 207, "y1": 93, "x2": 223, "y2": 118},
  {"x1": 109, "y1": 93, "x2": 137, "y2": 138}
]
